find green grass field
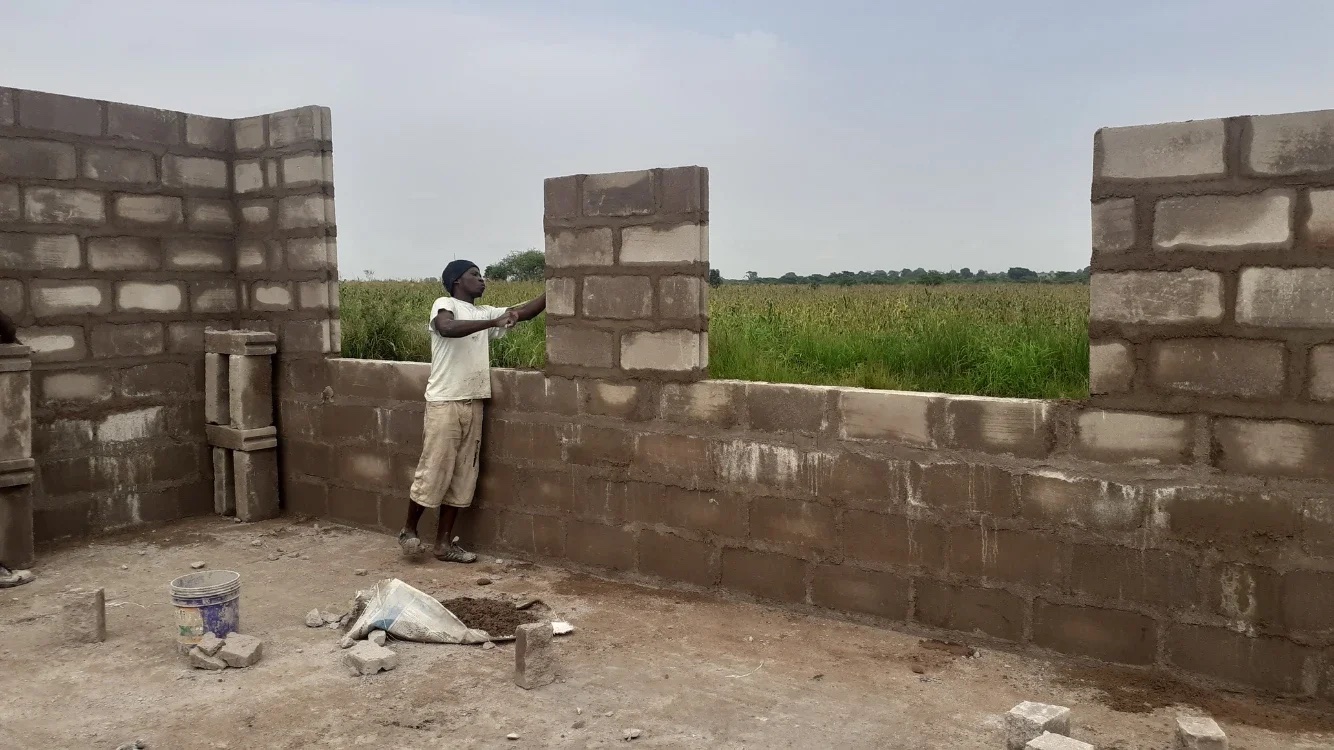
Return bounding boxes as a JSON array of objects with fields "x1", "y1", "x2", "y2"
[{"x1": 339, "y1": 281, "x2": 1090, "y2": 399}]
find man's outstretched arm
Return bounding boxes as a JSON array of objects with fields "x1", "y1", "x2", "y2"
[{"x1": 509, "y1": 294, "x2": 546, "y2": 323}]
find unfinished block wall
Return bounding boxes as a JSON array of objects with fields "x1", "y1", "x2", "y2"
[
  {"x1": 1089, "y1": 110, "x2": 1334, "y2": 479},
  {"x1": 0, "y1": 86, "x2": 335, "y2": 541}
]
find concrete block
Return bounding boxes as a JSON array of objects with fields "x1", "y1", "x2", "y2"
[
  {"x1": 281, "y1": 319, "x2": 332, "y2": 354},
  {"x1": 1074, "y1": 410, "x2": 1191, "y2": 464},
  {"x1": 1306, "y1": 189, "x2": 1334, "y2": 247},
  {"x1": 1089, "y1": 340, "x2": 1134, "y2": 394},
  {"x1": 234, "y1": 449, "x2": 280, "y2": 521},
  {"x1": 207, "y1": 425, "x2": 278, "y2": 452},
  {"x1": 546, "y1": 325, "x2": 614, "y2": 368},
  {"x1": 61, "y1": 587, "x2": 106, "y2": 643},
  {"x1": 89, "y1": 237, "x2": 160, "y2": 271},
  {"x1": 620, "y1": 329, "x2": 703, "y2": 371},
  {"x1": 1247, "y1": 109, "x2": 1334, "y2": 175},
  {"x1": 1090, "y1": 270, "x2": 1224, "y2": 324},
  {"x1": 658, "y1": 380, "x2": 743, "y2": 427},
  {"x1": 205, "y1": 353, "x2": 229, "y2": 425},
  {"x1": 186, "y1": 115, "x2": 231, "y2": 151},
  {"x1": 545, "y1": 228, "x2": 613, "y2": 267},
  {"x1": 0, "y1": 233, "x2": 80, "y2": 270},
  {"x1": 1026, "y1": 733, "x2": 1093, "y2": 750},
  {"x1": 205, "y1": 330, "x2": 278, "y2": 356},
  {"x1": 344, "y1": 641, "x2": 399, "y2": 675},
  {"x1": 18, "y1": 90, "x2": 102, "y2": 136},
  {"x1": 233, "y1": 160, "x2": 264, "y2": 194},
  {"x1": 212, "y1": 448, "x2": 235, "y2": 516},
  {"x1": 233, "y1": 116, "x2": 265, "y2": 151},
  {"x1": 164, "y1": 155, "x2": 228, "y2": 189},
  {"x1": 282, "y1": 153, "x2": 330, "y2": 185},
  {"x1": 229, "y1": 355, "x2": 274, "y2": 429},
  {"x1": 1021, "y1": 470, "x2": 1146, "y2": 531},
  {"x1": 1237, "y1": 267, "x2": 1334, "y2": 327},
  {"x1": 1097, "y1": 119, "x2": 1226, "y2": 179},
  {"x1": 1215, "y1": 418, "x2": 1334, "y2": 480},
  {"x1": 296, "y1": 280, "x2": 330, "y2": 310},
  {"x1": 0, "y1": 88, "x2": 10, "y2": 126},
  {"x1": 189, "y1": 199, "x2": 234, "y2": 232},
  {"x1": 0, "y1": 280, "x2": 20, "y2": 319},
  {"x1": 286, "y1": 237, "x2": 332, "y2": 270},
  {"x1": 189, "y1": 647, "x2": 227, "y2": 670},
  {"x1": 236, "y1": 241, "x2": 268, "y2": 270},
  {"x1": 191, "y1": 281, "x2": 239, "y2": 314},
  {"x1": 514, "y1": 621, "x2": 556, "y2": 689},
  {"x1": 621, "y1": 224, "x2": 707, "y2": 264},
  {"x1": 582, "y1": 276, "x2": 652, "y2": 319},
  {"x1": 115, "y1": 281, "x2": 183, "y2": 312},
  {"x1": 1006, "y1": 702, "x2": 1071, "y2": 750},
  {"x1": 21, "y1": 327, "x2": 86, "y2": 362},
  {"x1": 1153, "y1": 191, "x2": 1293, "y2": 251},
  {"x1": 196, "y1": 632, "x2": 225, "y2": 657},
  {"x1": 90, "y1": 323, "x2": 163, "y2": 358},
  {"x1": 217, "y1": 633, "x2": 263, "y2": 668},
  {"x1": 943, "y1": 395, "x2": 1052, "y2": 457},
  {"x1": 0, "y1": 365, "x2": 31, "y2": 460},
  {"x1": 1150, "y1": 338, "x2": 1286, "y2": 397},
  {"x1": 39, "y1": 371, "x2": 111, "y2": 403},
  {"x1": 0, "y1": 458, "x2": 34, "y2": 488},
  {"x1": 250, "y1": 283, "x2": 292, "y2": 311},
  {"x1": 544, "y1": 174, "x2": 579, "y2": 219},
  {"x1": 82, "y1": 147, "x2": 155, "y2": 184},
  {"x1": 1176, "y1": 716, "x2": 1227, "y2": 749},
  {"x1": 113, "y1": 194, "x2": 182, "y2": 225},
  {"x1": 166, "y1": 238, "x2": 231, "y2": 271},
  {"x1": 269, "y1": 106, "x2": 329, "y2": 146},
  {"x1": 1311, "y1": 345, "x2": 1334, "y2": 401},
  {"x1": 106, "y1": 103, "x2": 178, "y2": 144},
  {"x1": 546, "y1": 277, "x2": 576, "y2": 316},
  {"x1": 658, "y1": 276, "x2": 704, "y2": 319},
  {"x1": 279, "y1": 195, "x2": 329, "y2": 228},
  {"x1": 25, "y1": 187, "x2": 104, "y2": 224},
  {"x1": 30, "y1": 281, "x2": 109, "y2": 318},
  {"x1": 0, "y1": 138, "x2": 76, "y2": 179},
  {"x1": 837, "y1": 388, "x2": 935, "y2": 446},
  {"x1": 661, "y1": 165, "x2": 707, "y2": 214},
  {"x1": 0, "y1": 185, "x2": 17, "y2": 221},
  {"x1": 582, "y1": 170, "x2": 653, "y2": 216},
  {"x1": 239, "y1": 200, "x2": 272, "y2": 227}
]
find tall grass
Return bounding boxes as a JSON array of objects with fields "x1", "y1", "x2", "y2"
[{"x1": 339, "y1": 281, "x2": 1089, "y2": 399}]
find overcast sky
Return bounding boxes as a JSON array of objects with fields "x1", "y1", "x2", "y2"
[{"x1": 5, "y1": 1, "x2": 1334, "y2": 279}]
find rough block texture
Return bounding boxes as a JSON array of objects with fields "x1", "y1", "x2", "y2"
[
  {"x1": 217, "y1": 633, "x2": 263, "y2": 668},
  {"x1": 1006, "y1": 702, "x2": 1071, "y2": 750},
  {"x1": 343, "y1": 641, "x2": 398, "y2": 676},
  {"x1": 1026, "y1": 733, "x2": 1094, "y2": 750},
  {"x1": 543, "y1": 166, "x2": 708, "y2": 382},
  {"x1": 1097, "y1": 119, "x2": 1225, "y2": 180},
  {"x1": 61, "y1": 587, "x2": 106, "y2": 643},
  {"x1": 514, "y1": 621, "x2": 556, "y2": 689},
  {"x1": 1176, "y1": 716, "x2": 1228, "y2": 749},
  {"x1": 3, "y1": 87, "x2": 334, "y2": 541}
]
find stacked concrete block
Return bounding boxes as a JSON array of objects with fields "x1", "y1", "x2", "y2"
[
  {"x1": 205, "y1": 331, "x2": 279, "y2": 521},
  {"x1": 0, "y1": 345, "x2": 34, "y2": 568},
  {"x1": 1090, "y1": 107, "x2": 1334, "y2": 480},
  {"x1": 1006, "y1": 702, "x2": 1071, "y2": 749},
  {"x1": 0, "y1": 85, "x2": 338, "y2": 541},
  {"x1": 543, "y1": 167, "x2": 708, "y2": 382}
]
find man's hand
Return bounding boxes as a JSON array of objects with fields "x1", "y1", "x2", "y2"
[{"x1": 494, "y1": 309, "x2": 520, "y2": 329}]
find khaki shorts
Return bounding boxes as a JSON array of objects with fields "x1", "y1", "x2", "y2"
[{"x1": 409, "y1": 400, "x2": 484, "y2": 509}]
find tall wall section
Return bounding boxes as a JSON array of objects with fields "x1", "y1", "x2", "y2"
[
  {"x1": 0, "y1": 87, "x2": 335, "y2": 540},
  {"x1": 280, "y1": 160, "x2": 1334, "y2": 701}
]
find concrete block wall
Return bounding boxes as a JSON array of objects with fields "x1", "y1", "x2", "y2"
[
  {"x1": 1090, "y1": 109, "x2": 1334, "y2": 482},
  {"x1": 543, "y1": 167, "x2": 708, "y2": 381},
  {"x1": 0, "y1": 86, "x2": 335, "y2": 540}
]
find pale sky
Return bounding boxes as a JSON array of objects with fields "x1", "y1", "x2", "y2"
[{"x1": 4, "y1": 1, "x2": 1333, "y2": 280}]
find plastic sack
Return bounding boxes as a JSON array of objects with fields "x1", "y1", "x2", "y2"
[{"x1": 346, "y1": 579, "x2": 491, "y2": 644}]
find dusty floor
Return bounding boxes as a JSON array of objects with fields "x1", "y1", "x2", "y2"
[{"x1": 2, "y1": 518, "x2": 1332, "y2": 750}]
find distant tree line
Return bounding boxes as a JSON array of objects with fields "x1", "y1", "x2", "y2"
[
  {"x1": 716, "y1": 266, "x2": 1091, "y2": 287},
  {"x1": 464, "y1": 249, "x2": 1090, "y2": 289}
]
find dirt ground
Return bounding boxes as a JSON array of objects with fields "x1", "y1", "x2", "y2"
[{"x1": 2, "y1": 517, "x2": 1332, "y2": 749}]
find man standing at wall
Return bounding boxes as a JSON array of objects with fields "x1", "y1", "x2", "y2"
[
  {"x1": 0, "y1": 309, "x2": 34, "y2": 588},
  {"x1": 398, "y1": 260, "x2": 546, "y2": 563}
]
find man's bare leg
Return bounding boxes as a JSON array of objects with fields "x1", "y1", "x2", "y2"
[
  {"x1": 432, "y1": 506, "x2": 476, "y2": 563},
  {"x1": 398, "y1": 501, "x2": 428, "y2": 556}
]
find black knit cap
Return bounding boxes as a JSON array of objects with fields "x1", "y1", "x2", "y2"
[{"x1": 441, "y1": 259, "x2": 478, "y2": 294}]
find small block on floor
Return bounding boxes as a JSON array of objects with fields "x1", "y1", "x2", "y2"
[
  {"x1": 189, "y1": 646, "x2": 227, "y2": 670},
  {"x1": 514, "y1": 621, "x2": 556, "y2": 689},
  {"x1": 196, "y1": 632, "x2": 225, "y2": 657},
  {"x1": 344, "y1": 641, "x2": 398, "y2": 676},
  {"x1": 1176, "y1": 716, "x2": 1227, "y2": 749},
  {"x1": 1026, "y1": 732, "x2": 1093, "y2": 750},
  {"x1": 1006, "y1": 702, "x2": 1071, "y2": 750},
  {"x1": 217, "y1": 633, "x2": 263, "y2": 668},
  {"x1": 60, "y1": 587, "x2": 107, "y2": 644}
]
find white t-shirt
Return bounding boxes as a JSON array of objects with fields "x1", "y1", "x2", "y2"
[{"x1": 424, "y1": 296, "x2": 509, "y2": 401}]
